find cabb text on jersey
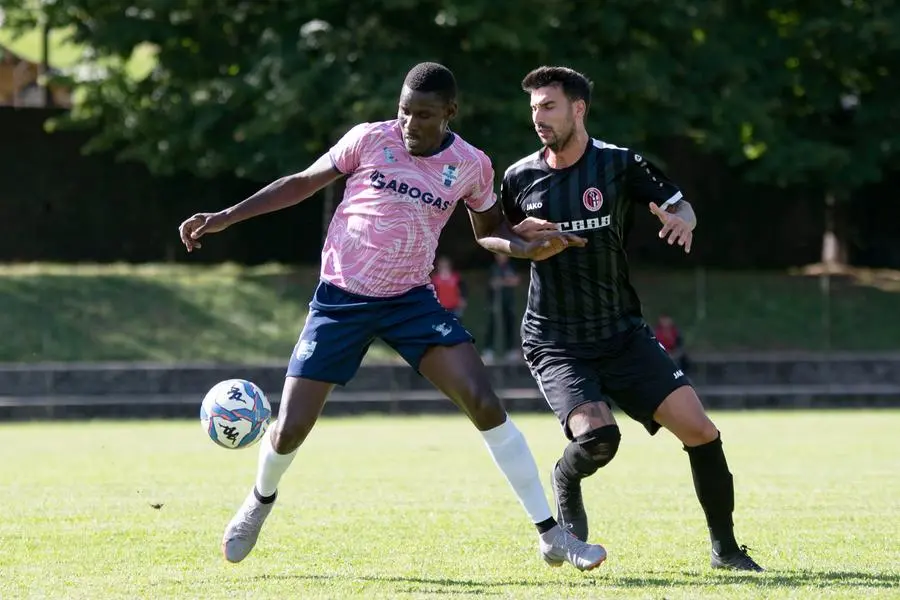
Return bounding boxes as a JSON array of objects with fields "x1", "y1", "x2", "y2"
[{"x1": 556, "y1": 215, "x2": 612, "y2": 232}]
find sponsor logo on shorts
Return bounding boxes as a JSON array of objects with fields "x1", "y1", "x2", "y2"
[
  {"x1": 673, "y1": 369, "x2": 685, "y2": 379},
  {"x1": 295, "y1": 340, "x2": 317, "y2": 360},
  {"x1": 433, "y1": 322, "x2": 452, "y2": 337}
]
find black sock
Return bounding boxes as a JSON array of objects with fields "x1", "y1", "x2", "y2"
[
  {"x1": 684, "y1": 433, "x2": 739, "y2": 554},
  {"x1": 558, "y1": 442, "x2": 594, "y2": 481},
  {"x1": 535, "y1": 517, "x2": 557, "y2": 534},
  {"x1": 253, "y1": 487, "x2": 277, "y2": 504}
]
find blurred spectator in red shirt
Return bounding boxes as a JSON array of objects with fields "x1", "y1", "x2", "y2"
[
  {"x1": 431, "y1": 256, "x2": 467, "y2": 318},
  {"x1": 654, "y1": 314, "x2": 690, "y2": 374}
]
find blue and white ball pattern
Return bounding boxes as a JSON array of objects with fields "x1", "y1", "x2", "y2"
[{"x1": 200, "y1": 379, "x2": 272, "y2": 449}]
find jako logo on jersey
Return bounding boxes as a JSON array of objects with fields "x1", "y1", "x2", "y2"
[
  {"x1": 369, "y1": 170, "x2": 451, "y2": 210},
  {"x1": 441, "y1": 164, "x2": 459, "y2": 188},
  {"x1": 526, "y1": 202, "x2": 543, "y2": 211},
  {"x1": 558, "y1": 216, "x2": 611, "y2": 233},
  {"x1": 383, "y1": 147, "x2": 397, "y2": 163},
  {"x1": 583, "y1": 187, "x2": 604, "y2": 212}
]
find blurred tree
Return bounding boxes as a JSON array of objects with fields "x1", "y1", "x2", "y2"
[
  {"x1": 0, "y1": 0, "x2": 715, "y2": 180},
  {"x1": 684, "y1": 1, "x2": 900, "y2": 263},
  {"x1": 1, "y1": 0, "x2": 898, "y2": 266}
]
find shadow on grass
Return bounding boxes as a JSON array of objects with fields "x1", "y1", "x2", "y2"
[
  {"x1": 0, "y1": 270, "x2": 409, "y2": 363},
  {"x1": 244, "y1": 569, "x2": 899, "y2": 592},
  {"x1": 669, "y1": 569, "x2": 897, "y2": 588},
  {"x1": 0, "y1": 274, "x2": 294, "y2": 362}
]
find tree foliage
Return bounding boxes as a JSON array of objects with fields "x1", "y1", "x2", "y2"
[
  {"x1": 2, "y1": 0, "x2": 898, "y2": 194},
  {"x1": 691, "y1": 1, "x2": 900, "y2": 193}
]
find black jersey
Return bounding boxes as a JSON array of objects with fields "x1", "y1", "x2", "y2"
[{"x1": 500, "y1": 138, "x2": 683, "y2": 344}]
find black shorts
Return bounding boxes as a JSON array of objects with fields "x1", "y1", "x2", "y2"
[{"x1": 522, "y1": 323, "x2": 691, "y2": 439}]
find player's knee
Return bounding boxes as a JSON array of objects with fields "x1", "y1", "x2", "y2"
[
  {"x1": 679, "y1": 417, "x2": 719, "y2": 447},
  {"x1": 562, "y1": 425, "x2": 622, "y2": 478},
  {"x1": 269, "y1": 417, "x2": 311, "y2": 454},
  {"x1": 576, "y1": 425, "x2": 622, "y2": 469},
  {"x1": 697, "y1": 419, "x2": 719, "y2": 444}
]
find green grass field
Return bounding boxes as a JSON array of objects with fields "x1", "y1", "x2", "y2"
[
  {"x1": 0, "y1": 411, "x2": 897, "y2": 599},
  {"x1": 1, "y1": 263, "x2": 899, "y2": 363}
]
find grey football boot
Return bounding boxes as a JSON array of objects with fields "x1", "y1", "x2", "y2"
[{"x1": 222, "y1": 489, "x2": 276, "y2": 562}]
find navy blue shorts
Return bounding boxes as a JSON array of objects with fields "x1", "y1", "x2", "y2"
[{"x1": 287, "y1": 280, "x2": 474, "y2": 385}]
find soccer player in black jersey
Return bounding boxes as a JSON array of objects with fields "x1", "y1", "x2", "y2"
[{"x1": 496, "y1": 66, "x2": 764, "y2": 572}]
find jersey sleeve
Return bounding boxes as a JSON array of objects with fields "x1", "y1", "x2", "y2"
[
  {"x1": 464, "y1": 153, "x2": 498, "y2": 213},
  {"x1": 328, "y1": 122, "x2": 373, "y2": 175},
  {"x1": 626, "y1": 151, "x2": 683, "y2": 208},
  {"x1": 499, "y1": 170, "x2": 526, "y2": 224}
]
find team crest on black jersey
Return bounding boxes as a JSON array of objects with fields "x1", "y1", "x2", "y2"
[{"x1": 583, "y1": 187, "x2": 603, "y2": 212}]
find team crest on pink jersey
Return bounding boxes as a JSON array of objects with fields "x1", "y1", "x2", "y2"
[
  {"x1": 583, "y1": 187, "x2": 604, "y2": 212},
  {"x1": 441, "y1": 164, "x2": 459, "y2": 188}
]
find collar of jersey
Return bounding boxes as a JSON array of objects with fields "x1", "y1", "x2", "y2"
[
  {"x1": 540, "y1": 137, "x2": 592, "y2": 172},
  {"x1": 392, "y1": 121, "x2": 456, "y2": 158}
]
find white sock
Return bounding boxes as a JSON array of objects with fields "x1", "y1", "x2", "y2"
[
  {"x1": 480, "y1": 416, "x2": 553, "y2": 524},
  {"x1": 255, "y1": 428, "x2": 298, "y2": 498}
]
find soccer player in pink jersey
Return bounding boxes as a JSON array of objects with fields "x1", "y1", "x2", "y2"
[{"x1": 178, "y1": 63, "x2": 606, "y2": 570}]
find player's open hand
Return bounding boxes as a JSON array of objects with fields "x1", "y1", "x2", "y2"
[
  {"x1": 512, "y1": 217, "x2": 561, "y2": 242},
  {"x1": 522, "y1": 233, "x2": 588, "y2": 261},
  {"x1": 178, "y1": 212, "x2": 230, "y2": 252},
  {"x1": 649, "y1": 202, "x2": 692, "y2": 254}
]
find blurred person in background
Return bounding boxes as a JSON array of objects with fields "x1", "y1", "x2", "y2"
[
  {"x1": 654, "y1": 314, "x2": 690, "y2": 374},
  {"x1": 431, "y1": 256, "x2": 467, "y2": 318},
  {"x1": 483, "y1": 253, "x2": 521, "y2": 363}
]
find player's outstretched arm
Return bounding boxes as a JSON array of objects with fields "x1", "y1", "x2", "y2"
[
  {"x1": 178, "y1": 153, "x2": 342, "y2": 252},
  {"x1": 469, "y1": 204, "x2": 587, "y2": 262},
  {"x1": 628, "y1": 151, "x2": 697, "y2": 254}
]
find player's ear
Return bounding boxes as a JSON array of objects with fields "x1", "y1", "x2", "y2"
[
  {"x1": 574, "y1": 99, "x2": 587, "y2": 119},
  {"x1": 445, "y1": 99, "x2": 458, "y2": 122}
]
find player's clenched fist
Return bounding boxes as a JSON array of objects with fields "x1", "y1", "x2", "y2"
[
  {"x1": 178, "y1": 212, "x2": 231, "y2": 252},
  {"x1": 522, "y1": 233, "x2": 588, "y2": 261},
  {"x1": 513, "y1": 217, "x2": 561, "y2": 242}
]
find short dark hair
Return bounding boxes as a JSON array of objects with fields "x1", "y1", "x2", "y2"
[
  {"x1": 521, "y1": 66, "x2": 593, "y2": 110},
  {"x1": 403, "y1": 62, "x2": 457, "y2": 103}
]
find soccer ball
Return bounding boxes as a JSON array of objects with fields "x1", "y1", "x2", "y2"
[{"x1": 200, "y1": 379, "x2": 272, "y2": 449}]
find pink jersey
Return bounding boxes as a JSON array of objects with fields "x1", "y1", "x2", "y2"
[{"x1": 323, "y1": 120, "x2": 496, "y2": 297}]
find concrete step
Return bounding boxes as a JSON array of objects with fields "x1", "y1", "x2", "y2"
[{"x1": 3, "y1": 355, "x2": 900, "y2": 396}]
